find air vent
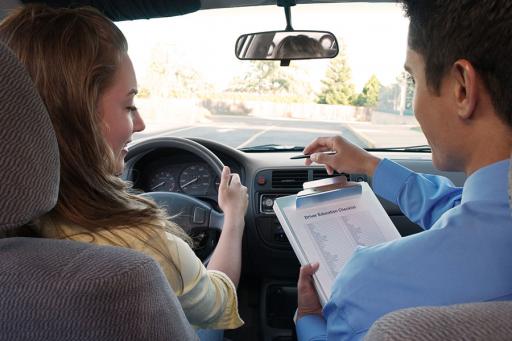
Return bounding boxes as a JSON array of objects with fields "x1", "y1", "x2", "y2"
[
  {"x1": 312, "y1": 169, "x2": 349, "y2": 181},
  {"x1": 272, "y1": 170, "x2": 308, "y2": 189}
]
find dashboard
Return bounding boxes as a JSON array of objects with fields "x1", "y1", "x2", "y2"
[{"x1": 124, "y1": 137, "x2": 466, "y2": 279}]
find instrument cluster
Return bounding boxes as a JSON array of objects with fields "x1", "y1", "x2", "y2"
[{"x1": 144, "y1": 162, "x2": 219, "y2": 197}]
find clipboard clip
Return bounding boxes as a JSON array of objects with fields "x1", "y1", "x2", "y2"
[{"x1": 296, "y1": 175, "x2": 362, "y2": 208}]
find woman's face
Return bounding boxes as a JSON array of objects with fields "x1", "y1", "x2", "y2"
[{"x1": 98, "y1": 53, "x2": 145, "y2": 175}]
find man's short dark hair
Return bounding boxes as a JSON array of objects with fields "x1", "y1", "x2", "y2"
[{"x1": 400, "y1": 0, "x2": 512, "y2": 127}]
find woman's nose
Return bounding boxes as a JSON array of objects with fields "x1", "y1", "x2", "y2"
[{"x1": 133, "y1": 110, "x2": 145, "y2": 133}]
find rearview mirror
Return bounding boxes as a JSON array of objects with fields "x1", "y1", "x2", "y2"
[{"x1": 235, "y1": 30, "x2": 338, "y2": 60}]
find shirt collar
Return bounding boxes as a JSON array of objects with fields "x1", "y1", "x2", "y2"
[{"x1": 461, "y1": 159, "x2": 510, "y2": 204}]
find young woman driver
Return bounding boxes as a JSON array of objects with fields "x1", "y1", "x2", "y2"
[{"x1": 0, "y1": 4, "x2": 248, "y2": 336}]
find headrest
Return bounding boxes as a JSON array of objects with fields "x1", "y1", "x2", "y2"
[{"x1": 0, "y1": 42, "x2": 59, "y2": 232}]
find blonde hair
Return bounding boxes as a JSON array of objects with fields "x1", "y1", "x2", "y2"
[{"x1": 0, "y1": 5, "x2": 192, "y2": 259}]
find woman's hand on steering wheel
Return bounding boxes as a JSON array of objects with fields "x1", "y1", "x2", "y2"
[
  {"x1": 218, "y1": 166, "x2": 248, "y2": 232},
  {"x1": 207, "y1": 165, "x2": 248, "y2": 285}
]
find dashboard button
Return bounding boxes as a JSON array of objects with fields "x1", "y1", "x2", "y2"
[
  {"x1": 264, "y1": 198, "x2": 274, "y2": 208},
  {"x1": 257, "y1": 175, "x2": 267, "y2": 185},
  {"x1": 193, "y1": 207, "x2": 207, "y2": 224}
]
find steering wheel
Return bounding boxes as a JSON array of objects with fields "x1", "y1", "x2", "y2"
[{"x1": 125, "y1": 137, "x2": 224, "y2": 264}]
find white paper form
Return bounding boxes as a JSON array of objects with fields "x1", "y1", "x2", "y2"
[
  {"x1": 275, "y1": 182, "x2": 400, "y2": 306},
  {"x1": 305, "y1": 212, "x2": 386, "y2": 277}
]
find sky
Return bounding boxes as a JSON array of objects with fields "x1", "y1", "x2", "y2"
[{"x1": 116, "y1": 3, "x2": 409, "y2": 93}]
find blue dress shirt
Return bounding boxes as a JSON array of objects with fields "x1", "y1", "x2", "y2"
[{"x1": 296, "y1": 158, "x2": 512, "y2": 341}]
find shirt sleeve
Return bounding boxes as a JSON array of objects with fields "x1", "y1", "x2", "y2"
[
  {"x1": 296, "y1": 315, "x2": 327, "y2": 341},
  {"x1": 372, "y1": 158, "x2": 462, "y2": 229},
  {"x1": 163, "y1": 232, "x2": 244, "y2": 329}
]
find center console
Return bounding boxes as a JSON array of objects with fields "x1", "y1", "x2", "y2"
[{"x1": 251, "y1": 168, "x2": 368, "y2": 341}]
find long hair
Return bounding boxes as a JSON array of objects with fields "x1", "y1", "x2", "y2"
[{"x1": 0, "y1": 5, "x2": 192, "y2": 260}]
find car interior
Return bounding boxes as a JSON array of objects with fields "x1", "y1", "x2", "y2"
[{"x1": 1, "y1": 0, "x2": 511, "y2": 340}]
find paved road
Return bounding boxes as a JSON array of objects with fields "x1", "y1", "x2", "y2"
[{"x1": 133, "y1": 114, "x2": 370, "y2": 149}]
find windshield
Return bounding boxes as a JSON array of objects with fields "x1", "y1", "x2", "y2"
[{"x1": 117, "y1": 3, "x2": 427, "y2": 151}]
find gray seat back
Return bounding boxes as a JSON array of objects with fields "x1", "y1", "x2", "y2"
[
  {"x1": 0, "y1": 37, "x2": 59, "y2": 232},
  {"x1": 365, "y1": 301, "x2": 512, "y2": 341},
  {"x1": 0, "y1": 41, "x2": 197, "y2": 340}
]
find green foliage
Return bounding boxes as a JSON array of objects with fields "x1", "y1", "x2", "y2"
[
  {"x1": 403, "y1": 72, "x2": 415, "y2": 115},
  {"x1": 137, "y1": 87, "x2": 151, "y2": 98},
  {"x1": 168, "y1": 68, "x2": 214, "y2": 98},
  {"x1": 142, "y1": 43, "x2": 214, "y2": 98},
  {"x1": 376, "y1": 72, "x2": 415, "y2": 115},
  {"x1": 353, "y1": 74, "x2": 381, "y2": 107},
  {"x1": 228, "y1": 61, "x2": 312, "y2": 101},
  {"x1": 376, "y1": 83, "x2": 401, "y2": 112},
  {"x1": 200, "y1": 98, "x2": 252, "y2": 116},
  {"x1": 316, "y1": 48, "x2": 355, "y2": 105},
  {"x1": 201, "y1": 91, "x2": 307, "y2": 104}
]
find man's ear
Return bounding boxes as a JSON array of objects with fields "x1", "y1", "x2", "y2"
[{"x1": 451, "y1": 59, "x2": 478, "y2": 119}]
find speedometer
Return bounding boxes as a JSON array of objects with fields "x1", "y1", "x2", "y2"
[
  {"x1": 179, "y1": 164, "x2": 211, "y2": 196},
  {"x1": 148, "y1": 170, "x2": 177, "y2": 192}
]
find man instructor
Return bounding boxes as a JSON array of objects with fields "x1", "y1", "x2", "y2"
[{"x1": 296, "y1": 1, "x2": 512, "y2": 340}]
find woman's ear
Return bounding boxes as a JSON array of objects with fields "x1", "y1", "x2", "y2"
[{"x1": 451, "y1": 59, "x2": 478, "y2": 120}]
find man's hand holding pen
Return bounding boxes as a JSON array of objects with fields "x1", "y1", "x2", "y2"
[{"x1": 299, "y1": 136, "x2": 381, "y2": 176}]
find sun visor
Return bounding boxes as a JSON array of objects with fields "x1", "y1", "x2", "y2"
[{"x1": 22, "y1": 0, "x2": 201, "y2": 21}]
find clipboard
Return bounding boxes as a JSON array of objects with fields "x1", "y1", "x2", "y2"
[
  {"x1": 273, "y1": 175, "x2": 400, "y2": 306},
  {"x1": 296, "y1": 176, "x2": 362, "y2": 209}
]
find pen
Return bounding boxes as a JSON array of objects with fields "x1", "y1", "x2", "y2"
[{"x1": 290, "y1": 151, "x2": 337, "y2": 159}]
